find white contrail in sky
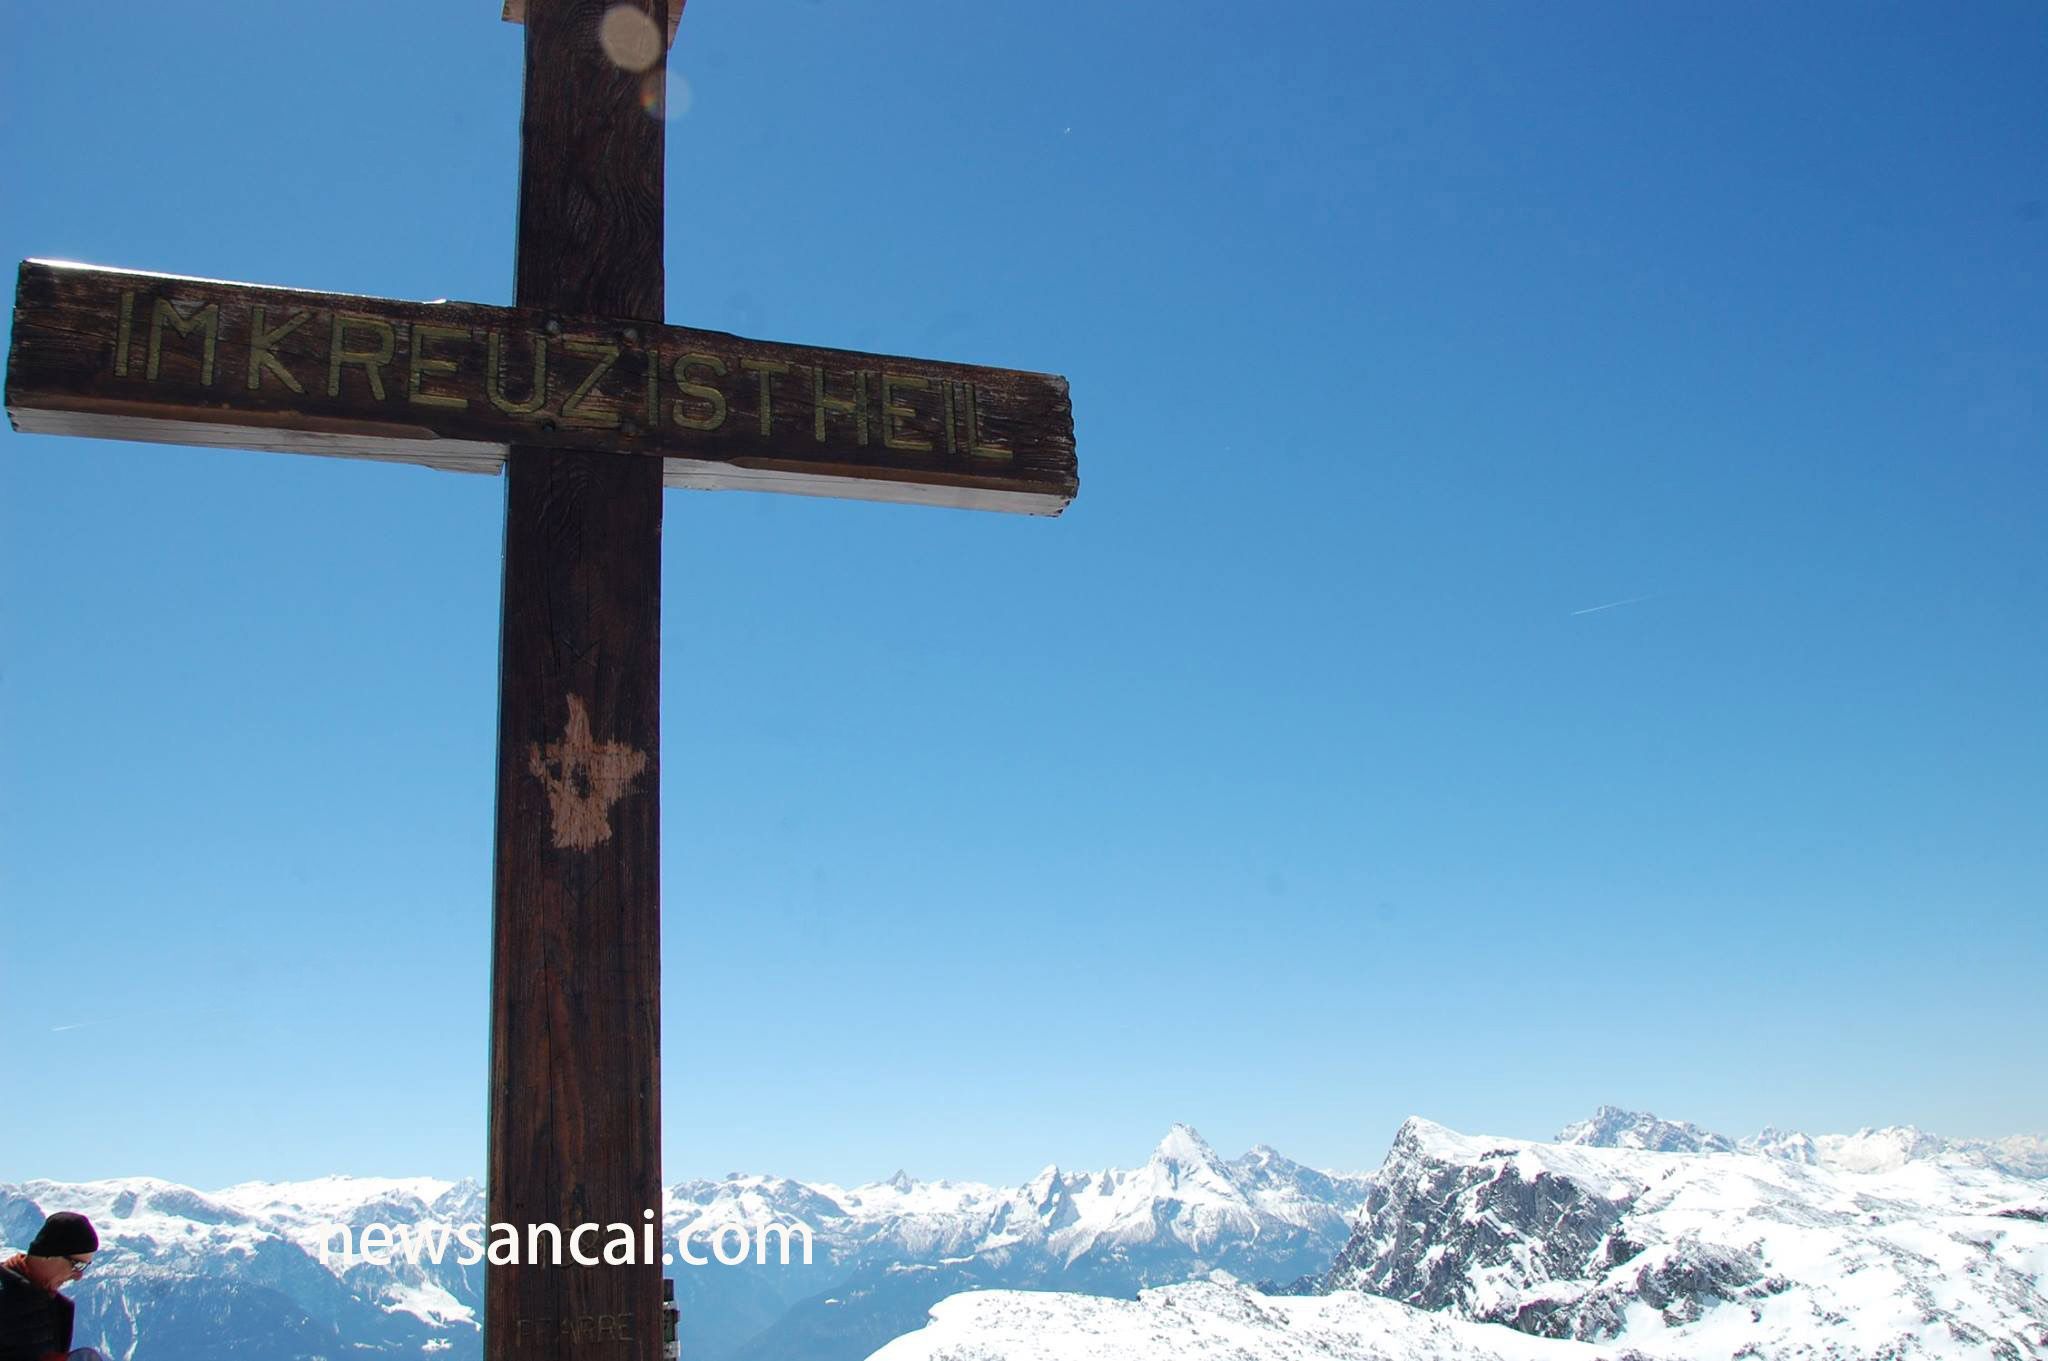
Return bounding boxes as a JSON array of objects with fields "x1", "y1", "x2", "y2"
[{"x1": 1570, "y1": 594, "x2": 1652, "y2": 616}]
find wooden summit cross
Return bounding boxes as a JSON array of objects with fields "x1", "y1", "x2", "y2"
[{"x1": 4, "y1": 2, "x2": 1076, "y2": 1358}]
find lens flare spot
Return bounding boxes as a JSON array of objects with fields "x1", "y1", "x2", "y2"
[
  {"x1": 640, "y1": 67, "x2": 693, "y2": 121},
  {"x1": 599, "y1": 5, "x2": 663, "y2": 74}
]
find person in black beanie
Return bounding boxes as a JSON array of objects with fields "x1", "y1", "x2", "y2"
[{"x1": 0, "y1": 1212, "x2": 104, "y2": 1361}]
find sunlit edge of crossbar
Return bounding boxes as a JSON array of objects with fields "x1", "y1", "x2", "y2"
[
  {"x1": 24, "y1": 259, "x2": 456, "y2": 306},
  {"x1": 5, "y1": 407, "x2": 1072, "y2": 515}
]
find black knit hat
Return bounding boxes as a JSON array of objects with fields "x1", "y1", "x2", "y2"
[{"x1": 28, "y1": 1212, "x2": 97, "y2": 1258}]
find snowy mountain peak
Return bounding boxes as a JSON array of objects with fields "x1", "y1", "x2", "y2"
[
  {"x1": 1387, "y1": 1115, "x2": 1462, "y2": 1159},
  {"x1": 1554, "y1": 1105, "x2": 1736, "y2": 1153},
  {"x1": 1022, "y1": 1165, "x2": 1068, "y2": 1220},
  {"x1": 885, "y1": 1169, "x2": 915, "y2": 1192},
  {"x1": 1149, "y1": 1123, "x2": 1224, "y2": 1170},
  {"x1": 1140, "y1": 1125, "x2": 1245, "y2": 1207}
]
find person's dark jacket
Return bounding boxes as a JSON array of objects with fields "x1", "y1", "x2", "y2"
[{"x1": 0, "y1": 1254, "x2": 73, "y2": 1361}]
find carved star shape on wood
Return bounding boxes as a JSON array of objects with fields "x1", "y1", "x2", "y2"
[{"x1": 526, "y1": 694, "x2": 649, "y2": 852}]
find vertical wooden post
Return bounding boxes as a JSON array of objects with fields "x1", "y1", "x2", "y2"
[{"x1": 488, "y1": 3, "x2": 667, "y2": 1360}]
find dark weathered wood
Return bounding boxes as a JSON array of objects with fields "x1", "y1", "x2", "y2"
[
  {"x1": 488, "y1": 451, "x2": 664, "y2": 1361},
  {"x1": 6, "y1": 260, "x2": 1077, "y2": 514},
  {"x1": 489, "y1": 4, "x2": 667, "y2": 1361},
  {"x1": 504, "y1": 0, "x2": 684, "y2": 47}
]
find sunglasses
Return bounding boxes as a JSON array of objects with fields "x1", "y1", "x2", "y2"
[{"x1": 62, "y1": 1256, "x2": 90, "y2": 1276}]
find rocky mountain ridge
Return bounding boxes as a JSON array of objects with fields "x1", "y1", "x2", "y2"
[{"x1": 1320, "y1": 1114, "x2": 2046, "y2": 1357}]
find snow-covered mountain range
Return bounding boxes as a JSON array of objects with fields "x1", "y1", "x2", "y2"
[
  {"x1": 0, "y1": 1125, "x2": 1368, "y2": 1361},
  {"x1": 881, "y1": 1109, "x2": 2048, "y2": 1361},
  {"x1": 7, "y1": 1109, "x2": 2043, "y2": 1361}
]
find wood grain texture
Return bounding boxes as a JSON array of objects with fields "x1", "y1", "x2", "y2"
[
  {"x1": 6, "y1": 260, "x2": 1077, "y2": 514},
  {"x1": 489, "y1": 4, "x2": 667, "y2": 1361},
  {"x1": 504, "y1": 0, "x2": 684, "y2": 47}
]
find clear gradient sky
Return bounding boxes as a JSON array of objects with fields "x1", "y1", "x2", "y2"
[{"x1": 3, "y1": 2, "x2": 2043, "y2": 1191}]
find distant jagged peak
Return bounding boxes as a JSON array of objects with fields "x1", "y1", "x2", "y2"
[
  {"x1": 1230, "y1": 1141, "x2": 1329, "y2": 1177},
  {"x1": 1150, "y1": 1124, "x2": 1364, "y2": 1193},
  {"x1": 1226, "y1": 1142, "x2": 1310, "y2": 1184},
  {"x1": 1976, "y1": 1133, "x2": 2048, "y2": 1180},
  {"x1": 1021, "y1": 1164, "x2": 1080, "y2": 1227},
  {"x1": 1817, "y1": 1125, "x2": 1946, "y2": 1172},
  {"x1": 1555, "y1": 1105, "x2": 1736, "y2": 1153},
  {"x1": 71, "y1": 1173, "x2": 469, "y2": 1229},
  {"x1": 1149, "y1": 1122, "x2": 1226, "y2": 1170},
  {"x1": 1132, "y1": 1124, "x2": 1253, "y2": 1209},
  {"x1": 668, "y1": 1170, "x2": 821, "y2": 1200},
  {"x1": 1740, "y1": 1124, "x2": 2048, "y2": 1179},
  {"x1": 885, "y1": 1168, "x2": 915, "y2": 1192},
  {"x1": 1742, "y1": 1126, "x2": 1819, "y2": 1164}
]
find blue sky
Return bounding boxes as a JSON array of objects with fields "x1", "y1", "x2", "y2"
[{"x1": 2, "y1": 1, "x2": 2042, "y2": 1191}]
